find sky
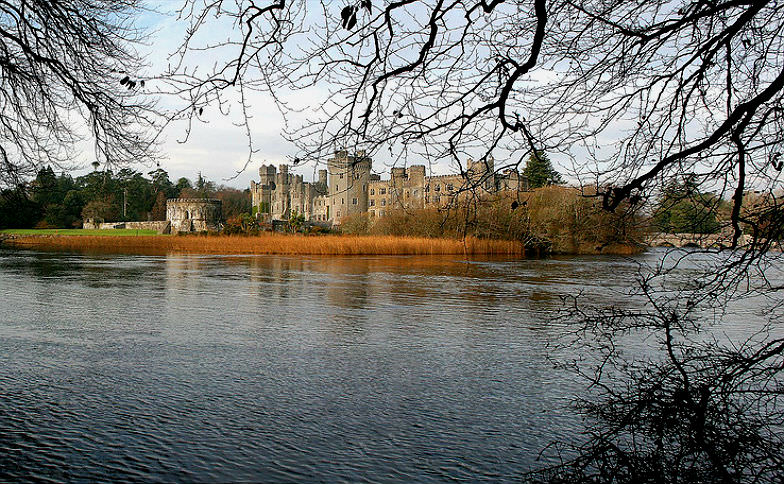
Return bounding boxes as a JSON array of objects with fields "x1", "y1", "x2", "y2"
[
  {"x1": 68, "y1": 4, "x2": 310, "y2": 189},
  {"x1": 122, "y1": 5, "x2": 300, "y2": 189},
  {"x1": 67, "y1": 2, "x2": 579, "y2": 190},
  {"x1": 60, "y1": 1, "x2": 777, "y2": 198},
  {"x1": 74, "y1": 2, "x2": 539, "y2": 190}
]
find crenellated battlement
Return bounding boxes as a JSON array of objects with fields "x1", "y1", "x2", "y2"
[
  {"x1": 167, "y1": 198, "x2": 222, "y2": 204},
  {"x1": 166, "y1": 198, "x2": 222, "y2": 233},
  {"x1": 250, "y1": 152, "x2": 527, "y2": 225}
]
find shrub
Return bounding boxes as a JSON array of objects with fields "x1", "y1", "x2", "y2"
[{"x1": 346, "y1": 187, "x2": 643, "y2": 254}]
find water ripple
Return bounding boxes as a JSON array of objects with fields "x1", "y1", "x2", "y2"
[{"x1": 0, "y1": 250, "x2": 776, "y2": 482}]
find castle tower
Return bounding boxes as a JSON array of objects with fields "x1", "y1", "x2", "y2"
[
  {"x1": 253, "y1": 164, "x2": 278, "y2": 219},
  {"x1": 272, "y1": 164, "x2": 292, "y2": 219},
  {"x1": 167, "y1": 198, "x2": 222, "y2": 233},
  {"x1": 390, "y1": 167, "x2": 406, "y2": 185},
  {"x1": 327, "y1": 150, "x2": 371, "y2": 223},
  {"x1": 408, "y1": 165, "x2": 427, "y2": 208},
  {"x1": 251, "y1": 162, "x2": 337, "y2": 224},
  {"x1": 259, "y1": 164, "x2": 277, "y2": 186},
  {"x1": 318, "y1": 169, "x2": 328, "y2": 187},
  {"x1": 467, "y1": 156, "x2": 495, "y2": 191},
  {"x1": 290, "y1": 174, "x2": 305, "y2": 218},
  {"x1": 408, "y1": 165, "x2": 426, "y2": 185}
]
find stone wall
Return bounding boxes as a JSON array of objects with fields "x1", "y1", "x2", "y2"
[
  {"x1": 82, "y1": 219, "x2": 171, "y2": 234},
  {"x1": 124, "y1": 221, "x2": 171, "y2": 233}
]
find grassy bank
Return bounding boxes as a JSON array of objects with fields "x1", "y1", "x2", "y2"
[
  {"x1": 2, "y1": 233, "x2": 524, "y2": 256},
  {"x1": 1, "y1": 228, "x2": 161, "y2": 236}
]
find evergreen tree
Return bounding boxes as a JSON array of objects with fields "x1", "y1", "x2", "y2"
[
  {"x1": 195, "y1": 172, "x2": 216, "y2": 198},
  {"x1": 175, "y1": 177, "x2": 192, "y2": 195},
  {"x1": 149, "y1": 168, "x2": 176, "y2": 198},
  {"x1": 652, "y1": 179, "x2": 724, "y2": 234},
  {"x1": 31, "y1": 167, "x2": 59, "y2": 207},
  {"x1": 116, "y1": 169, "x2": 154, "y2": 221},
  {"x1": 150, "y1": 191, "x2": 167, "y2": 221},
  {"x1": 0, "y1": 187, "x2": 41, "y2": 229},
  {"x1": 523, "y1": 151, "x2": 563, "y2": 189},
  {"x1": 81, "y1": 198, "x2": 118, "y2": 223}
]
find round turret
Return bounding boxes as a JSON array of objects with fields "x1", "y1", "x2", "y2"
[{"x1": 166, "y1": 198, "x2": 222, "y2": 233}]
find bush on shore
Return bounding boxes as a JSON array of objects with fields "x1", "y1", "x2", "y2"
[{"x1": 339, "y1": 186, "x2": 643, "y2": 254}]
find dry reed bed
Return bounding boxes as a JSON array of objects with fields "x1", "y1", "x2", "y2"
[{"x1": 6, "y1": 234, "x2": 524, "y2": 256}]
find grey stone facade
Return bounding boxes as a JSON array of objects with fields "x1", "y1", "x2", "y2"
[
  {"x1": 250, "y1": 164, "x2": 328, "y2": 222},
  {"x1": 251, "y1": 151, "x2": 528, "y2": 225},
  {"x1": 166, "y1": 198, "x2": 222, "y2": 233}
]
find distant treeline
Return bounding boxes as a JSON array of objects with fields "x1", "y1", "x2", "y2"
[{"x1": 0, "y1": 167, "x2": 251, "y2": 229}]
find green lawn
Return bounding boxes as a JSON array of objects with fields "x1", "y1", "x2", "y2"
[{"x1": 1, "y1": 228, "x2": 162, "y2": 236}]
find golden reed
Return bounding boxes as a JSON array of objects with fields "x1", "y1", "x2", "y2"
[{"x1": 5, "y1": 233, "x2": 524, "y2": 256}]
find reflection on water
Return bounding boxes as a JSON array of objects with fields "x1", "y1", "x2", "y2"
[{"x1": 0, "y1": 248, "x2": 772, "y2": 482}]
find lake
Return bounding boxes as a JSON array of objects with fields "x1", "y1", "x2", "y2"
[{"x1": 0, "y1": 248, "x2": 774, "y2": 482}]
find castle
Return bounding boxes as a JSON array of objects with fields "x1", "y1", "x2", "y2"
[{"x1": 250, "y1": 150, "x2": 527, "y2": 224}]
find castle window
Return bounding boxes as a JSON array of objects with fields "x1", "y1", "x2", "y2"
[
  {"x1": 342, "y1": 198, "x2": 345, "y2": 204},
  {"x1": 370, "y1": 200, "x2": 375, "y2": 207},
  {"x1": 435, "y1": 185, "x2": 441, "y2": 192},
  {"x1": 363, "y1": 184, "x2": 367, "y2": 192},
  {"x1": 380, "y1": 188, "x2": 386, "y2": 195},
  {"x1": 340, "y1": 173, "x2": 344, "y2": 179},
  {"x1": 413, "y1": 189, "x2": 418, "y2": 196},
  {"x1": 381, "y1": 199, "x2": 386, "y2": 206},
  {"x1": 425, "y1": 185, "x2": 430, "y2": 193},
  {"x1": 370, "y1": 188, "x2": 375, "y2": 195},
  {"x1": 352, "y1": 198, "x2": 357, "y2": 205}
]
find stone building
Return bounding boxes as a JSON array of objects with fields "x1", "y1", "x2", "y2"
[
  {"x1": 324, "y1": 150, "x2": 372, "y2": 222},
  {"x1": 251, "y1": 164, "x2": 328, "y2": 222},
  {"x1": 166, "y1": 198, "x2": 222, "y2": 233},
  {"x1": 250, "y1": 151, "x2": 528, "y2": 225}
]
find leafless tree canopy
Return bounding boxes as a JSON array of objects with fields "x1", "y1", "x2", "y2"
[
  {"x1": 171, "y1": 1, "x2": 782, "y2": 236},
  {"x1": 0, "y1": 0, "x2": 156, "y2": 188}
]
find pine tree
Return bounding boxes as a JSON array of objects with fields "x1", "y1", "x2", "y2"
[
  {"x1": 523, "y1": 151, "x2": 563, "y2": 189},
  {"x1": 151, "y1": 191, "x2": 168, "y2": 221}
]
